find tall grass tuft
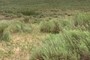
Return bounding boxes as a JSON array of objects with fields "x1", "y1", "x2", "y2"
[
  {"x1": 0, "y1": 20, "x2": 31, "y2": 41},
  {"x1": 40, "y1": 20, "x2": 62, "y2": 33},
  {"x1": 40, "y1": 18, "x2": 74, "y2": 34},
  {"x1": 74, "y1": 13, "x2": 90, "y2": 31},
  {"x1": 30, "y1": 30, "x2": 90, "y2": 60}
]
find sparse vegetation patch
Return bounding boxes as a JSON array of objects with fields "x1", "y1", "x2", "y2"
[{"x1": 0, "y1": 20, "x2": 31, "y2": 41}]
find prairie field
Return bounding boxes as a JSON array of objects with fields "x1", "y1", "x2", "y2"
[{"x1": 0, "y1": 0, "x2": 90, "y2": 60}]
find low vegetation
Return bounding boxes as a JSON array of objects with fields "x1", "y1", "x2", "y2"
[
  {"x1": 30, "y1": 30, "x2": 90, "y2": 60},
  {"x1": 0, "y1": 20, "x2": 31, "y2": 41},
  {"x1": 40, "y1": 20, "x2": 62, "y2": 33},
  {"x1": 74, "y1": 13, "x2": 90, "y2": 31},
  {"x1": 0, "y1": 0, "x2": 90, "y2": 60},
  {"x1": 30, "y1": 12, "x2": 90, "y2": 60}
]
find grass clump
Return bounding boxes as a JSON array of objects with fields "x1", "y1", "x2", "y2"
[
  {"x1": 40, "y1": 18, "x2": 74, "y2": 33},
  {"x1": 59, "y1": 19, "x2": 73, "y2": 30},
  {"x1": 9, "y1": 21, "x2": 31, "y2": 33},
  {"x1": 30, "y1": 30, "x2": 90, "y2": 60},
  {"x1": 20, "y1": 10, "x2": 39, "y2": 16},
  {"x1": 0, "y1": 20, "x2": 31, "y2": 41},
  {"x1": 74, "y1": 13, "x2": 90, "y2": 31},
  {"x1": 1, "y1": 29, "x2": 11, "y2": 41},
  {"x1": 23, "y1": 16, "x2": 30, "y2": 23},
  {"x1": 40, "y1": 20, "x2": 62, "y2": 33},
  {"x1": 30, "y1": 34, "x2": 68, "y2": 60}
]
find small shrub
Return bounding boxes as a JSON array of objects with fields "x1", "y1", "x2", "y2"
[
  {"x1": 20, "y1": 10, "x2": 39, "y2": 16},
  {"x1": 59, "y1": 19, "x2": 73, "y2": 30},
  {"x1": 1, "y1": 29, "x2": 11, "y2": 41},
  {"x1": 30, "y1": 18, "x2": 42, "y2": 24},
  {"x1": 30, "y1": 34, "x2": 68, "y2": 60},
  {"x1": 21, "y1": 24, "x2": 31, "y2": 33},
  {"x1": 0, "y1": 20, "x2": 10, "y2": 41},
  {"x1": 74, "y1": 13, "x2": 90, "y2": 31},
  {"x1": 0, "y1": 20, "x2": 31, "y2": 41},
  {"x1": 23, "y1": 16, "x2": 30, "y2": 23},
  {"x1": 30, "y1": 30, "x2": 90, "y2": 60},
  {"x1": 16, "y1": 13, "x2": 23, "y2": 17},
  {"x1": 8, "y1": 21, "x2": 32, "y2": 33},
  {"x1": 40, "y1": 20, "x2": 62, "y2": 33},
  {"x1": 40, "y1": 18, "x2": 73, "y2": 33}
]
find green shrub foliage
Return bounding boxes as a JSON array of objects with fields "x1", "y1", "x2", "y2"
[
  {"x1": 74, "y1": 13, "x2": 90, "y2": 31},
  {"x1": 30, "y1": 30, "x2": 90, "y2": 60},
  {"x1": 40, "y1": 20, "x2": 62, "y2": 33},
  {"x1": 0, "y1": 20, "x2": 31, "y2": 41}
]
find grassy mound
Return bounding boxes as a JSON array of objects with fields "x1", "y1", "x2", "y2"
[
  {"x1": 30, "y1": 30, "x2": 90, "y2": 60},
  {"x1": 0, "y1": 20, "x2": 31, "y2": 41}
]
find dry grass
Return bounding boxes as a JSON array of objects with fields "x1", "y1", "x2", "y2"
[
  {"x1": 0, "y1": 32, "x2": 49, "y2": 60},
  {"x1": 0, "y1": 9, "x2": 90, "y2": 60}
]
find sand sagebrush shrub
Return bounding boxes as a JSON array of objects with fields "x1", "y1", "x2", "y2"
[
  {"x1": 9, "y1": 21, "x2": 31, "y2": 33},
  {"x1": 20, "y1": 10, "x2": 39, "y2": 16},
  {"x1": 23, "y1": 16, "x2": 30, "y2": 23},
  {"x1": 1, "y1": 28, "x2": 11, "y2": 41},
  {"x1": 59, "y1": 19, "x2": 73, "y2": 30},
  {"x1": 0, "y1": 20, "x2": 10, "y2": 41},
  {"x1": 62, "y1": 30, "x2": 90, "y2": 60},
  {"x1": 30, "y1": 30, "x2": 90, "y2": 60},
  {"x1": 40, "y1": 19, "x2": 73, "y2": 33},
  {"x1": 0, "y1": 20, "x2": 31, "y2": 41},
  {"x1": 0, "y1": 20, "x2": 9, "y2": 31},
  {"x1": 40, "y1": 20, "x2": 62, "y2": 33},
  {"x1": 74, "y1": 13, "x2": 90, "y2": 31},
  {"x1": 30, "y1": 34, "x2": 68, "y2": 60}
]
